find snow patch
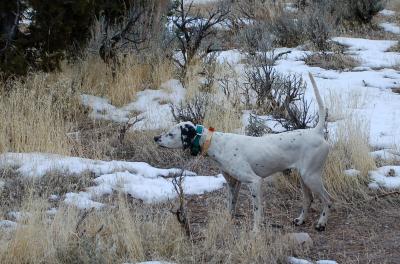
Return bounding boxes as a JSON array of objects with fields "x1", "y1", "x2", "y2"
[
  {"x1": 7, "y1": 211, "x2": 31, "y2": 222},
  {"x1": 344, "y1": 169, "x2": 361, "y2": 177},
  {"x1": 380, "y1": 22, "x2": 400, "y2": 35},
  {"x1": 287, "y1": 257, "x2": 338, "y2": 264},
  {"x1": 0, "y1": 152, "x2": 225, "y2": 209},
  {"x1": 64, "y1": 192, "x2": 105, "y2": 210},
  {"x1": 0, "y1": 220, "x2": 18, "y2": 231},
  {"x1": 332, "y1": 37, "x2": 399, "y2": 68},
  {"x1": 369, "y1": 166, "x2": 400, "y2": 189},
  {"x1": 81, "y1": 79, "x2": 185, "y2": 130},
  {"x1": 77, "y1": 170, "x2": 225, "y2": 207},
  {"x1": 288, "y1": 257, "x2": 313, "y2": 264},
  {"x1": 0, "y1": 152, "x2": 183, "y2": 178},
  {"x1": 379, "y1": 9, "x2": 396, "y2": 16},
  {"x1": 370, "y1": 149, "x2": 400, "y2": 161}
]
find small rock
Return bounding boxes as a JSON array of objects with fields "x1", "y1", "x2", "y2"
[
  {"x1": 387, "y1": 169, "x2": 396, "y2": 177},
  {"x1": 285, "y1": 232, "x2": 313, "y2": 247},
  {"x1": 392, "y1": 88, "x2": 400, "y2": 94}
]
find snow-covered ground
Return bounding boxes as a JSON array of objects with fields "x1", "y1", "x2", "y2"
[
  {"x1": 379, "y1": 9, "x2": 396, "y2": 17},
  {"x1": 0, "y1": 153, "x2": 226, "y2": 208},
  {"x1": 370, "y1": 149, "x2": 400, "y2": 161},
  {"x1": 368, "y1": 166, "x2": 400, "y2": 189},
  {"x1": 380, "y1": 22, "x2": 400, "y2": 34},
  {"x1": 81, "y1": 79, "x2": 185, "y2": 130}
]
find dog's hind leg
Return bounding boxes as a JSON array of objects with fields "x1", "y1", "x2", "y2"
[
  {"x1": 223, "y1": 173, "x2": 242, "y2": 216},
  {"x1": 303, "y1": 174, "x2": 332, "y2": 231},
  {"x1": 294, "y1": 178, "x2": 313, "y2": 226},
  {"x1": 315, "y1": 185, "x2": 332, "y2": 231}
]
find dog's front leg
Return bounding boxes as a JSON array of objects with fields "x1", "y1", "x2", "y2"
[
  {"x1": 248, "y1": 178, "x2": 262, "y2": 231},
  {"x1": 223, "y1": 173, "x2": 242, "y2": 216}
]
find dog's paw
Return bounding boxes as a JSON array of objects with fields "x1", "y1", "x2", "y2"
[
  {"x1": 293, "y1": 218, "x2": 304, "y2": 226},
  {"x1": 315, "y1": 223, "x2": 326, "y2": 232}
]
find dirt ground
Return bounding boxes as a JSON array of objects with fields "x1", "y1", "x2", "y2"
[{"x1": 186, "y1": 183, "x2": 400, "y2": 264}]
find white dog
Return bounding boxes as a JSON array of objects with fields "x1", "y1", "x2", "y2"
[{"x1": 155, "y1": 73, "x2": 332, "y2": 231}]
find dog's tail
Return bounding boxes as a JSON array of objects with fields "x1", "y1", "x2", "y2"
[{"x1": 308, "y1": 72, "x2": 326, "y2": 134}]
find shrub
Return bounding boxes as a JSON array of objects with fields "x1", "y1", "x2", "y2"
[
  {"x1": 170, "y1": 93, "x2": 211, "y2": 124},
  {"x1": 244, "y1": 52, "x2": 317, "y2": 130},
  {"x1": 272, "y1": 74, "x2": 317, "y2": 130},
  {"x1": 344, "y1": 0, "x2": 385, "y2": 23},
  {"x1": 298, "y1": 0, "x2": 385, "y2": 26},
  {"x1": 244, "y1": 52, "x2": 280, "y2": 111},
  {"x1": 245, "y1": 112, "x2": 271, "y2": 137},
  {"x1": 169, "y1": 0, "x2": 229, "y2": 80},
  {"x1": 303, "y1": 4, "x2": 333, "y2": 51},
  {"x1": 268, "y1": 15, "x2": 306, "y2": 48}
]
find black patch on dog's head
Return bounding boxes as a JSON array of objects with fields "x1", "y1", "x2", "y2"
[{"x1": 180, "y1": 124, "x2": 197, "y2": 149}]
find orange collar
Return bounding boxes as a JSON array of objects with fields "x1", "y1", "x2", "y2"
[{"x1": 201, "y1": 127, "x2": 215, "y2": 155}]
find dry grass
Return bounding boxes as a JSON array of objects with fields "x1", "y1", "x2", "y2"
[
  {"x1": 323, "y1": 116, "x2": 376, "y2": 201},
  {"x1": 304, "y1": 52, "x2": 360, "y2": 71},
  {"x1": 0, "y1": 73, "x2": 81, "y2": 155},
  {"x1": 204, "y1": 102, "x2": 242, "y2": 133},
  {"x1": 0, "y1": 195, "x2": 293, "y2": 264},
  {"x1": 324, "y1": 87, "x2": 371, "y2": 122},
  {"x1": 180, "y1": 58, "x2": 243, "y2": 133},
  {"x1": 77, "y1": 55, "x2": 174, "y2": 107}
]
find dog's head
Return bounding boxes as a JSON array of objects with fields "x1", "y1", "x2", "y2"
[{"x1": 154, "y1": 121, "x2": 197, "y2": 149}]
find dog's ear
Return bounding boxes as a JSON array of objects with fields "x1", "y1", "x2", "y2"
[{"x1": 181, "y1": 124, "x2": 197, "y2": 149}]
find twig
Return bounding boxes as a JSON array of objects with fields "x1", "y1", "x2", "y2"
[
  {"x1": 372, "y1": 191, "x2": 400, "y2": 200},
  {"x1": 171, "y1": 170, "x2": 192, "y2": 238},
  {"x1": 118, "y1": 115, "x2": 145, "y2": 144}
]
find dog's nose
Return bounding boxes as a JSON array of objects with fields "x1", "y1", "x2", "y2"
[{"x1": 154, "y1": 136, "x2": 161, "y2": 142}]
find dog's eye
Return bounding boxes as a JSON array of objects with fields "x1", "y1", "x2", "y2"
[{"x1": 168, "y1": 133, "x2": 173, "y2": 137}]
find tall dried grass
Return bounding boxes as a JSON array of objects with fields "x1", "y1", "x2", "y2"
[
  {"x1": 323, "y1": 116, "x2": 375, "y2": 201},
  {"x1": 204, "y1": 102, "x2": 242, "y2": 133},
  {"x1": 0, "y1": 196, "x2": 292, "y2": 264},
  {"x1": 0, "y1": 73, "x2": 80, "y2": 155},
  {"x1": 76, "y1": 55, "x2": 174, "y2": 107}
]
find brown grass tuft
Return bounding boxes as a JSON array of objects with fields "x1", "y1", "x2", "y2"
[
  {"x1": 0, "y1": 73, "x2": 80, "y2": 155},
  {"x1": 77, "y1": 55, "x2": 174, "y2": 107},
  {"x1": 304, "y1": 52, "x2": 360, "y2": 71},
  {"x1": 0, "y1": 195, "x2": 293, "y2": 264}
]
